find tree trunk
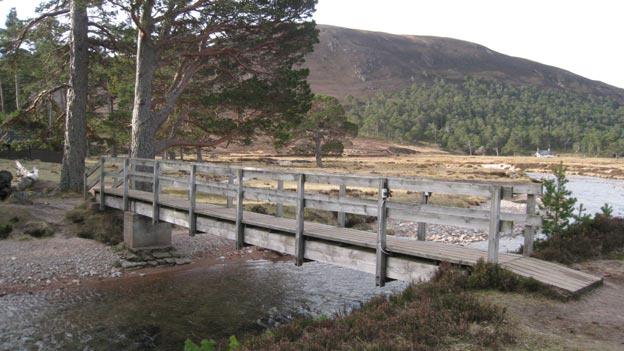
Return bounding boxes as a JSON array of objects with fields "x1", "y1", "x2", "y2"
[
  {"x1": 0, "y1": 79, "x2": 4, "y2": 114},
  {"x1": 130, "y1": 0, "x2": 157, "y2": 159},
  {"x1": 314, "y1": 130, "x2": 323, "y2": 168},
  {"x1": 14, "y1": 72, "x2": 20, "y2": 110},
  {"x1": 59, "y1": 0, "x2": 88, "y2": 192}
]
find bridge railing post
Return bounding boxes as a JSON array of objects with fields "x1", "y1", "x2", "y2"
[
  {"x1": 189, "y1": 164, "x2": 197, "y2": 236},
  {"x1": 152, "y1": 161, "x2": 160, "y2": 224},
  {"x1": 337, "y1": 184, "x2": 346, "y2": 227},
  {"x1": 122, "y1": 158, "x2": 129, "y2": 211},
  {"x1": 99, "y1": 156, "x2": 105, "y2": 210},
  {"x1": 376, "y1": 177, "x2": 389, "y2": 286},
  {"x1": 488, "y1": 185, "x2": 502, "y2": 263},
  {"x1": 416, "y1": 192, "x2": 428, "y2": 241},
  {"x1": 276, "y1": 179, "x2": 284, "y2": 217},
  {"x1": 226, "y1": 172, "x2": 234, "y2": 208},
  {"x1": 295, "y1": 173, "x2": 306, "y2": 266},
  {"x1": 523, "y1": 193, "x2": 536, "y2": 256},
  {"x1": 235, "y1": 169, "x2": 245, "y2": 249}
]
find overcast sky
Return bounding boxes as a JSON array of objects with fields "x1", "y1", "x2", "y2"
[{"x1": 2, "y1": 0, "x2": 622, "y2": 88}]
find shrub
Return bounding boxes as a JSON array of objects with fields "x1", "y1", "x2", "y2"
[
  {"x1": 540, "y1": 164, "x2": 577, "y2": 237},
  {"x1": 22, "y1": 221, "x2": 54, "y2": 238},
  {"x1": 241, "y1": 264, "x2": 515, "y2": 350},
  {"x1": 321, "y1": 139, "x2": 344, "y2": 156},
  {"x1": 533, "y1": 214, "x2": 624, "y2": 264},
  {"x1": 68, "y1": 202, "x2": 123, "y2": 245},
  {"x1": 0, "y1": 223, "x2": 12, "y2": 239},
  {"x1": 248, "y1": 204, "x2": 268, "y2": 215}
]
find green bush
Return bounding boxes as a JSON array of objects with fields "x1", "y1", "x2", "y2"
[
  {"x1": 67, "y1": 202, "x2": 123, "y2": 245},
  {"x1": 321, "y1": 139, "x2": 344, "y2": 156},
  {"x1": 23, "y1": 221, "x2": 55, "y2": 238},
  {"x1": 248, "y1": 204, "x2": 268, "y2": 215},
  {"x1": 0, "y1": 223, "x2": 12, "y2": 239},
  {"x1": 533, "y1": 214, "x2": 624, "y2": 264},
  {"x1": 540, "y1": 164, "x2": 577, "y2": 237}
]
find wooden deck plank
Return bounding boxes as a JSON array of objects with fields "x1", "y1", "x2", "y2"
[{"x1": 95, "y1": 187, "x2": 602, "y2": 294}]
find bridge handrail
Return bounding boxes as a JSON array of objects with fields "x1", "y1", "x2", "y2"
[{"x1": 91, "y1": 156, "x2": 542, "y2": 275}]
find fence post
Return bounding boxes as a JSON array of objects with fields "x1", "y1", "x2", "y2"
[
  {"x1": 523, "y1": 193, "x2": 536, "y2": 256},
  {"x1": 226, "y1": 173, "x2": 234, "y2": 208},
  {"x1": 152, "y1": 161, "x2": 160, "y2": 224},
  {"x1": 376, "y1": 178, "x2": 389, "y2": 287},
  {"x1": 122, "y1": 158, "x2": 129, "y2": 211},
  {"x1": 83, "y1": 166, "x2": 88, "y2": 200},
  {"x1": 99, "y1": 157, "x2": 105, "y2": 210},
  {"x1": 276, "y1": 179, "x2": 284, "y2": 217},
  {"x1": 337, "y1": 184, "x2": 346, "y2": 227},
  {"x1": 294, "y1": 174, "x2": 306, "y2": 266},
  {"x1": 417, "y1": 192, "x2": 427, "y2": 241},
  {"x1": 235, "y1": 169, "x2": 245, "y2": 249},
  {"x1": 189, "y1": 164, "x2": 197, "y2": 236},
  {"x1": 488, "y1": 185, "x2": 502, "y2": 263}
]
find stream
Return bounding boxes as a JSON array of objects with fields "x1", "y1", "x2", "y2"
[
  {"x1": 0, "y1": 260, "x2": 406, "y2": 351},
  {"x1": 2, "y1": 173, "x2": 623, "y2": 350},
  {"x1": 469, "y1": 172, "x2": 624, "y2": 252}
]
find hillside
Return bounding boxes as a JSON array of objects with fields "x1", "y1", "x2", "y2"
[{"x1": 304, "y1": 25, "x2": 624, "y2": 102}]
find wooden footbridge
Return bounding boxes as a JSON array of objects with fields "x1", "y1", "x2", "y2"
[{"x1": 85, "y1": 157, "x2": 602, "y2": 295}]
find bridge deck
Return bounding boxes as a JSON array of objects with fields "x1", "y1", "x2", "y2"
[{"x1": 96, "y1": 187, "x2": 602, "y2": 295}]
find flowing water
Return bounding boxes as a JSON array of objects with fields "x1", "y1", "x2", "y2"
[
  {"x1": 526, "y1": 173, "x2": 624, "y2": 217},
  {"x1": 470, "y1": 173, "x2": 624, "y2": 252},
  {"x1": 0, "y1": 260, "x2": 407, "y2": 351},
  {"x1": 3, "y1": 173, "x2": 623, "y2": 350}
]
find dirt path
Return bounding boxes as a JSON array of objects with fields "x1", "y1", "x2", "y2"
[{"x1": 483, "y1": 260, "x2": 624, "y2": 350}]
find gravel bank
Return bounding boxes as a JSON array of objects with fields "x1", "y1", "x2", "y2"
[{"x1": 391, "y1": 200, "x2": 529, "y2": 245}]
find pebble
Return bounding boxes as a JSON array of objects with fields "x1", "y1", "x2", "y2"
[{"x1": 391, "y1": 200, "x2": 528, "y2": 245}]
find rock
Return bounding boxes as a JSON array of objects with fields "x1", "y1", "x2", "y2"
[
  {"x1": 148, "y1": 260, "x2": 159, "y2": 266},
  {"x1": 164, "y1": 258, "x2": 176, "y2": 264},
  {"x1": 124, "y1": 252, "x2": 139, "y2": 261},
  {"x1": 175, "y1": 258, "x2": 191, "y2": 265},
  {"x1": 22, "y1": 221, "x2": 55, "y2": 238},
  {"x1": 121, "y1": 261, "x2": 146, "y2": 269},
  {"x1": 152, "y1": 251, "x2": 171, "y2": 259}
]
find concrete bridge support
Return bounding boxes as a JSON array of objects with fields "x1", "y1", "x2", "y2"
[{"x1": 123, "y1": 211, "x2": 172, "y2": 249}]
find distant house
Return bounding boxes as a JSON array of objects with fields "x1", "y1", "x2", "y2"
[{"x1": 535, "y1": 148, "x2": 556, "y2": 158}]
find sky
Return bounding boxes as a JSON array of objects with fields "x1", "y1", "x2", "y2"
[{"x1": 1, "y1": 0, "x2": 622, "y2": 89}]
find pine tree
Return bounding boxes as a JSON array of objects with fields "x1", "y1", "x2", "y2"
[{"x1": 540, "y1": 164, "x2": 577, "y2": 237}]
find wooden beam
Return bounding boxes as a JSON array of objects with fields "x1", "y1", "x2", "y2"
[
  {"x1": 338, "y1": 184, "x2": 346, "y2": 227},
  {"x1": 295, "y1": 173, "x2": 306, "y2": 266},
  {"x1": 189, "y1": 164, "x2": 197, "y2": 236},
  {"x1": 276, "y1": 179, "x2": 284, "y2": 217},
  {"x1": 376, "y1": 178, "x2": 389, "y2": 287},
  {"x1": 101, "y1": 193, "x2": 438, "y2": 283},
  {"x1": 416, "y1": 192, "x2": 427, "y2": 241},
  {"x1": 122, "y1": 158, "x2": 130, "y2": 211},
  {"x1": 523, "y1": 194, "x2": 536, "y2": 256},
  {"x1": 235, "y1": 169, "x2": 245, "y2": 249},
  {"x1": 488, "y1": 186, "x2": 502, "y2": 263},
  {"x1": 99, "y1": 157, "x2": 105, "y2": 210},
  {"x1": 227, "y1": 173, "x2": 234, "y2": 208},
  {"x1": 152, "y1": 161, "x2": 160, "y2": 224}
]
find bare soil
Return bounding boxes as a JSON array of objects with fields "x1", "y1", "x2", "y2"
[{"x1": 484, "y1": 260, "x2": 624, "y2": 350}]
